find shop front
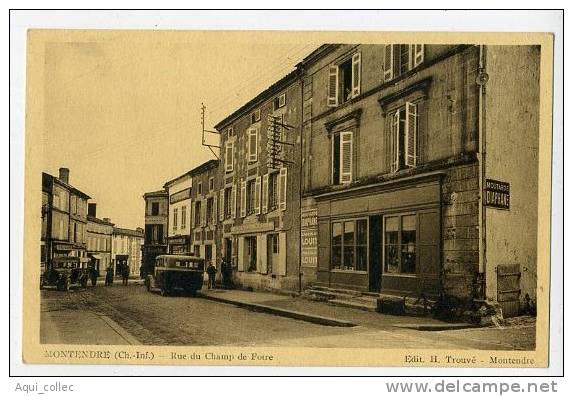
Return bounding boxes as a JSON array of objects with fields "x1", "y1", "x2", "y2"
[
  {"x1": 168, "y1": 235, "x2": 191, "y2": 255},
  {"x1": 313, "y1": 172, "x2": 443, "y2": 298}
]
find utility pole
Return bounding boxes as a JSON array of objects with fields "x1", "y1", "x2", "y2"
[{"x1": 201, "y1": 103, "x2": 221, "y2": 160}]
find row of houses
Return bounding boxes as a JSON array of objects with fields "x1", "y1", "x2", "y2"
[
  {"x1": 142, "y1": 44, "x2": 540, "y2": 316},
  {"x1": 42, "y1": 168, "x2": 144, "y2": 277}
]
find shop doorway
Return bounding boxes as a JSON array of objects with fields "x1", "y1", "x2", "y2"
[
  {"x1": 368, "y1": 215, "x2": 383, "y2": 292},
  {"x1": 205, "y1": 244, "x2": 213, "y2": 265},
  {"x1": 246, "y1": 236, "x2": 257, "y2": 272}
]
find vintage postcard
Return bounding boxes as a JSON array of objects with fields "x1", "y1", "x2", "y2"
[{"x1": 21, "y1": 29, "x2": 553, "y2": 368}]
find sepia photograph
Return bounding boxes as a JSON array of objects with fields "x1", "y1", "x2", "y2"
[{"x1": 17, "y1": 25, "x2": 555, "y2": 369}]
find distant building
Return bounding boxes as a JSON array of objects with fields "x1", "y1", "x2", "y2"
[
  {"x1": 164, "y1": 171, "x2": 192, "y2": 255},
  {"x1": 86, "y1": 203, "x2": 114, "y2": 276},
  {"x1": 112, "y1": 227, "x2": 144, "y2": 277},
  {"x1": 141, "y1": 189, "x2": 169, "y2": 276},
  {"x1": 41, "y1": 168, "x2": 90, "y2": 271}
]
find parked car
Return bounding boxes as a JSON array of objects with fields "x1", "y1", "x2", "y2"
[
  {"x1": 145, "y1": 255, "x2": 204, "y2": 296},
  {"x1": 40, "y1": 256, "x2": 90, "y2": 291}
]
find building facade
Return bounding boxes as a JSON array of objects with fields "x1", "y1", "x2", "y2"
[
  {"x1": 164, "y1": 172, "x2": 193, "y2": 255},
  {"x1": 298, "y1": 44, "x2": 539, "y2": 315},
  {"x1": 189, "y1": 160, "x2": 220, "y2": 266},
  {"x1": 41, "y1": 168, "x2": 90, "y2": 270},
  {"x1": 86, "y1": 203, "x2": 114, "y2": 275},
  {"x1": 112, "y1": 227, "x2": 144, "y2": 276},
  {"x1": 142, "y1": 189, "x2": 169, "y2": 276},
  {"x1": 214, "y1": 71, "x2": 303, "y2": 292}
]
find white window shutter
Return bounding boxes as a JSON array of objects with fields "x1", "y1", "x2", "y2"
[
  {"x1": 279, "y1": 167, "x2": 287, "y2": 211},
  {"x1": 248, "y1": 128, "x2": 258, "y2": 162},
  {"x1": 261, "y1": 173, "x2": 269, "y2": 214},
  {"x1": 254, "y1": 176, "x2": 261, "y2": 215},
  {"x1": 257, "y1": 235, "x2": 267, "y2": 274},
  {"x1": 327, "y1": 65, "x2": 338, "y2": 107},
  {"x1": 413, "y1": 44, "x2": 424, "y2": 67},
  {"x1": 237, "y1": 237, "x2": 244, "y2": 272},
  {"x1": 391, "y1": 110, "x2": 400, "y2": 173},
  {"x1": 219, "y1": 190, "x2": 225, "y2": 221},
  {"x1": 340, "y1": 132, "x2": 353, "y2": 184},
  {"x1": 225, "y1": 141, "x2": 234, "y2": 172},
  {"x1": 240, "y1": 180, "x2": 247, "y2": 218},
  {"x1": 405, "y1": 102, "x2": 418, "y2": 167},
  {"x1": 351, "y1": 52, "x2": 361, "y2": 98},
  {"x1": 231, "y1": 185, "x2": 237, "y2": 219},
  {"x1": 383, "y1": 44, "x2": 394, "y2": 82}
]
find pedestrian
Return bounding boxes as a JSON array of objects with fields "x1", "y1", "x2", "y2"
[
  {"x1": 90, "y1": 264, "x2": 98, "y2": 287},
  {"x1": 122, "y1": 264, "x2": 130, "y2": 286},
  {"x1": 221, "y1": 258, "x2": 233, "y2": 289},
  {"x1": 105, "y1": 265, "x2": 114, "y2": 286},
  {"x1": 206, "y1": 261, "x2": 217, "y2": 290}
]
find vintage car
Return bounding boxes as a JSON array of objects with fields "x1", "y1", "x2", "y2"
[
  {"x1": 40, "y1": 256, "x2": 90, "y2": 291},
  {"x1": 145, "y1": 255, "x2": 204, "y2": 296}
]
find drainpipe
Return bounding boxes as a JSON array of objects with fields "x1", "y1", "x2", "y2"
[
  {"x1": 477, "y1": 45, "x2": 487, "y2": 298},
  {"x1": 298, "y1": 67, "x2": 304, "y2": 294}
]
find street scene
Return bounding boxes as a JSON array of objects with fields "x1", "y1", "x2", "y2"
[{"x1": 37, "y1": 38, "x2": 541, "y2": 353}]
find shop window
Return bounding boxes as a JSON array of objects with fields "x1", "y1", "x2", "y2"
[
  {"x1": 384, "y1": 214, "x2": 417, "y2": 274},
  {"x1": 328, "y1": 53, "x2": 361, "y2": 107},
  {"x1": 332, "y1": 131, "x2": 353, "y2": 185},
  {"x1": 390, "y1": 102, "x2": 418, "y2": 172},
  {"x1": 383, "y1": 44, "x2": 424, "y2": 82},
  {"x1": 151, "y1": 202, "x2": 159, "y2": 216},
  {"x1": 331, "y1": 218, "x2": 368, "y2": 271}
]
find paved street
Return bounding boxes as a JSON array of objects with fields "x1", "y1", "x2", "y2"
[{"x1": 41, "y1": 284, "x2": 535, "y2": 350}]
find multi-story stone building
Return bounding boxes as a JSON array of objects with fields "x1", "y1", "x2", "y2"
[
  {"x1": 112, "y1": 227, "x2": 144, "y2": 277},
  {"x1": 41, "y1": 168, "x2": 90, "y2": 270},
  {"x1": 189, "y1": 160, "x2": 220, "y2": 265},
  {"x1": 164, "y1": 171, "x2": 192, "y2": 255},
  {"x1": 141, "y1": 189, "x2": 169, "y2": 276},
  {"x1": 86, "y1": 203, "x2": 114, "y2": 275},
  {"x1": 214, "y1": 71, "x2": 303, "y2": 291},
  {"x1": 298, "y1": 44, "x2": 539, "y2": 316}
]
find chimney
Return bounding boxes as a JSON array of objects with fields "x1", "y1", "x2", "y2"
[
  {"x1": 88, "y1": 203, "x2": 97, "y2": 217},
  {"x1": 58, "y1": 167, "x2": 70, "y2": 184}
]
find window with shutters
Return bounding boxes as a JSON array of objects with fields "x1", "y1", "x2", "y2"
[
  {"x1": 273, "y1": 93, "x2": 286, "y2": 111},
  {"x1": 246, "y1": 179, "x2": 256, "y2": 215},
  {"x1": 278, "y1": 167, "x2": 287, "y2": 211},
  {"x1": 250, "y1": 109, "x2": 261, "y2": 124},
  {"x1": 181, "y1": 206, "x2": 187, "y2": 229},
  {"x1": 225, "y1": 141, "x2": 234, "y2": 172},
  {"x1": 332, "y1": 131, "x2": 353, "y2": 185},
  {"x1": 383, "y1": 44, "x2": 424, "y2": 82},
  {"x1": 248, "y1": 128, "x2": 258, "y2": 163},
  {"x1": 194, "y1": 201, "x2": 201, "y2": 227},
  {"x1": 328, "y1": 52, "x2": 361, "y2": 107},
  {"x1": 268, "y1": 171, "x2": 279, "y2": 211},
  {"x1": 390, "y1": 102, "x2": 418, "y2": 172},
  {"x1": 224, "y1": 187, "x2": 233, "y2": 219},
  {"x1": 173, "y1": 208, "x2": 178, "y2": 232},
  {"x1": 206, "y1": 197, "x2": 214, "y2": 224},
  {"x1": 331, "y1": 218, "x2": 368, "y2": 272}
]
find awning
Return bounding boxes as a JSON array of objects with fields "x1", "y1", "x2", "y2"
[
  {"x1": 90, "y1": 254, "x2": 101, "y2": 260},
  {"x1": 80, "y1": 257, "x2": 90, "y2": 263}
]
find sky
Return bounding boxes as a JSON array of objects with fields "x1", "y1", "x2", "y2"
[{"x1": 42, "y1": 32, "x2": 317, "y2": 229}]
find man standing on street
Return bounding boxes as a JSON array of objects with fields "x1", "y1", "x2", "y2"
[
  {"x1": 206, "y1": 261, "x2": 217, "y2": 289},
  {"x1": 122, "y1": 263, "x2": 130, "y2": 286}
]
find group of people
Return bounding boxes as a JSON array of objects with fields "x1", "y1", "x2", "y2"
[
  {"x1": 206, "y1": 258, "x2": 233, "y2": 290},
  {"x1": 88, "y1": 262, "x2": 131, "y2": 287}
]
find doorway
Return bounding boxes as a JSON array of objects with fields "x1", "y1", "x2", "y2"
[
  {"x1": 224, "y1": 238, "x2": 232, "y2": 262},
  {"x1": 368, "y1": 215, "x2": 383, "y2": 292},
  {"x1": 245, "y1": 236, "x2": 257, "y2": 272}
]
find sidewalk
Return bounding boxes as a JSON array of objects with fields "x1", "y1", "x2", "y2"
[{"x1": 200, "y1": 288, "x2": 461, "y2": 330}]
